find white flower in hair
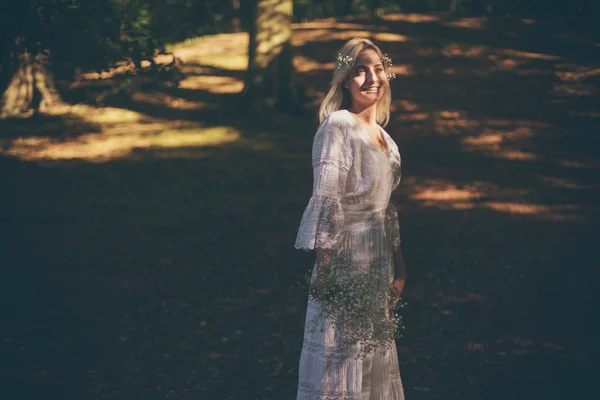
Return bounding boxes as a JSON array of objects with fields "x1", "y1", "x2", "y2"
[
  {"x1": 335, "y1": 51, "x2": 396, "y2": 80},
  {"x1": 382, "y1": 53, "x2": 396, "y2": 81},
  {"x1": 336, "y1": 53, "x2": 354, "y2": 70}
]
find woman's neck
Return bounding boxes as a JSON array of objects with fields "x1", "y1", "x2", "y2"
[{"x1": 348, "y1": 103, "x2": 378, "y2": 126}]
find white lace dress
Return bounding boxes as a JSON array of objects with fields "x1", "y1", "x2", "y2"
[{"x1": 295, "y1": 109, "x2": 405, "y2": 400}]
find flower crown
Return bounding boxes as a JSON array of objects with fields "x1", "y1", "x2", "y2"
[{"x1": 336, "y1": 52, "x2": 396, "y2": 80}]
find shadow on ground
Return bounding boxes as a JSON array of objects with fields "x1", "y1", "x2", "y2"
[{"x1": 1, "y1": 12, "x2": 598, "y2": 400}]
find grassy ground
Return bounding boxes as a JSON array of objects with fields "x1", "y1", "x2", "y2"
[{"x1": 1, "y1": 12, "x2": 599, "y2": 400}]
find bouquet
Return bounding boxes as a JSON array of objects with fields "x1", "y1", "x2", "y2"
[{"x1": 306, "y1": 249, "x2": 406, "y2": 359}]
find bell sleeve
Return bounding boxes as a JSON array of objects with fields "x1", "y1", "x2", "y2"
[
  {"x1": 386, "y1": 201, "x2": 401, "y2": 252},
  {"x1": 295, "y1": 114, "x2": 352, "y2": 251}
]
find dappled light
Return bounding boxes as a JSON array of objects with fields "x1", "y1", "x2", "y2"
[
  {"x1": 293, "y1": 55, "x2": 334, "y2": 73},
  {"x1": 0, "y1": 105, "x2": 242, "y2": 162},
  {"x1": 444, "y1": 17, "x2": 487, "y2": 30},
  {"x1": 371, "y1": 32, "x2": 410, "y2": 43},
  {"x1": 1, "y1": 123, "x2": 240, "y2": 162},
  {"x1": 406, "y1": 178, "x2": 582, "y2": 220},
  {"x1": 482, "y1": 202, "x2": 580, "y2": 220},
  {"x1": 172, "y1": 33, "x2": 249, "y2": 71},
  {"x1": 465, "y1": 337, "x2": 568, "y2": 356},
  {"x1": 179, "y1": 75, "x2": 244, "y2": 94},
  {"x1": 2, "y1": 8, "x2": 598, "y2": 400},
  {"x1": 494, "y1": 149, "x2": 537, "y2": 161},
  {"x1": 461, "y1": 126, "x2": 536, "y2": 147},
  {"x1": 555, "y1": 65, "x2": 600, "y2": 82},
  {"x1": 442, "y1": 43, "x2": 488, "y2": 58},
  {"x1": 556, "y1": 159, "x2": 600, "y2": 169},
  {"x1": 537, "y1": 175, "x2": 599, "y2": 190},
  {"x1": 410, "y1": 181, "x2": 485, "y2": 201},
  {"x1": 552, "y1": 82, "x2": 594, "y2": 97},
  {"x1": 381, "y1": 13, "x2": 441, "y2": 23},
  {"x1": 500, "y1": 49, "x2": 559, "y2": 61}
]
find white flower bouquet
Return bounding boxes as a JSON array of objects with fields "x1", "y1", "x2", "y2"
[{"x1": 306, "y1": 249, "x2": 405, "y2": 359}]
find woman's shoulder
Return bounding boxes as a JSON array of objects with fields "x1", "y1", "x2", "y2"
[
  {"x1": 319, "y1": 110, "x2": 355, "y2": 135},
  {"x1": 327, "y1": 109, "x2": 351, "y2": 121}
]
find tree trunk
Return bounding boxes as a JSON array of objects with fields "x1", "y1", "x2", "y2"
[
  {"x1": 230, "y1": 0, "x2": 242, "y2": 33},
  {"x1": 371, "y1": 0, "x2": 382, "y2": 16},
  {"x1": 1, "y1": 49, "x2": 61, "y2": 118},
  {"x1": 243, "y1": 0, "x2": 297, "y2": 113},
  {"x1": 345, "y1": 0, "x2": 354, "y2": 15},
  {"x1": 450, "y1": 0, "x2": 457, "y2": 12}
]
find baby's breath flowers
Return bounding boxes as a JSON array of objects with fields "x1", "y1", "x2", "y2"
[
  {"x1": 335, "y1": 52, "x2": 396, "y2": 81},
  {"x1": 336, "y1": 53, "x2": 354, "y2": 70},
  {"x1": 306, "y1": 250, "x2": 405, "y2": 359},
  {"x1": 382, "y1": 53, "x2": 396, "y2": 80}
]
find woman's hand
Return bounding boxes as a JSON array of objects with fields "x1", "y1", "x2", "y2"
[
  {"x1": 391, "y1": 277, "x2": 405, "y2": 299},
  {"x1": 392, "y1": 247, "x2": 407, "y2": 299}
]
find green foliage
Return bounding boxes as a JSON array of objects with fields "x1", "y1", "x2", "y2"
[
  {"x1": 292, "y1": 0, "x2": 596, "y2": 21},
  {"x1": 148, "y1": 0, "x2": 243, "y2": 43},
  {"x1": 1, "y1": 0, "x2": 595, "y2": 89},
  {"x1": 0, "y1": 0, "x2": 164, "y2": 81}
]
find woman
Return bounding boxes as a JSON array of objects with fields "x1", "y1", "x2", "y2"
[{"x1": 295, "y1": 38, "x2": 407, "y2": 399}]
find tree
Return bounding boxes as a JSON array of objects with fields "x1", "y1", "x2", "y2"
[
  {"x1": 0, "y1": 0, "x2": 161, "y2": 118},
  {"x1": 243, "y1": 0, "x2": 298, "y2": 113},
  {"x1": 0, "y1": 1, "x2": 63, "y2": 117}
]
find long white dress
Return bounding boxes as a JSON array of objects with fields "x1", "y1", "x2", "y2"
[{"x1": 295, "y1": 109, "x2": 405, "y2": 400}]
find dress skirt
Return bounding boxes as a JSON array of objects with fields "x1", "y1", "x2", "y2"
[{"x1": 296, "y1": 211, "x2": 405, "y2": 400}]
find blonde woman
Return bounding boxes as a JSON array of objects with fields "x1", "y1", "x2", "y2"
[{"x1": 295, "y1": 38, "x2": 407, "y2": 399}]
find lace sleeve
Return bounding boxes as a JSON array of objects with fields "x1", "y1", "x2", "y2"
[
  {"x1": 295, "y1": 114, "x2": 352, "y2": 251},
  {"x1": 386, "y1": 201, "x2": 401, "y2": 251}
]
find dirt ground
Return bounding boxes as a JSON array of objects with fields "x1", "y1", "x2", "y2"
[{"x1": 1, "y1": 12, "x2": 598, "y2": 400}]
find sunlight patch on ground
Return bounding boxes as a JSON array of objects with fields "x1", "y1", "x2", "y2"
[
  {"x1": 372, "y1": 32, "x2": 409, "y2": 43},
  {"x1": 190, "y1": 53, "x2": 248, "y2": 71},
  {"x1": 482, "y1": 202, "x2": 580, "y2": 220},
  {"x1": 555, "y1": 65, "x2": 600, "y2": 82},
  {"x1": 397, "y1": 112, "x2": 430, "y2": 122},
  {"x1": 537, "y1": 175, "x2": 600, "y2": 190},
  {"x1": 444, "y1": 17, "x2": 488, "y2": 30},
  {"x1": 556, "y1": 159, "x2": 600, "y2": 169},
  {"x1": 396, "y1": 99, "x2": 419, "y2": 112},
  {"x1": 433, "y1": 42, "x2": 560, "y2": 75},
  {"x1": 292, "y1": 28, "x2": 333, "y2": 45},
  {"x1": 442, "y1": 43, "x2": 489, "y2": 58},
  {"x1": 466, "y1": 343, "x2": 488, "y2": 352},
  {"x1": 467, "y1": 337, "x2": 568, "y2": 356},
  {"x1": 433, "y1": 113, "x2": 480, "y2": 134},
  {"x1": 457, "y1": 122, "x2": 552, "y2": 161},
  {"x1": 406, "y1": 178, "x2": 581, "y2": 220},
  {"x1": 462, "y1": 126, "x2": 535, "y2": 146},
  {"x1": 494, "y1": 150, "x2": 538, "y2": 161},
  {"x1": 128, "y1": 90, "x2": 209, "y2": 109},
  {"x1": 411, "y1": 182, "x2": 485, "y2": 202},
  {"x1": 391, "y1": 64, "x2": 414, "y2": 76},
  {"x1": 293, "y1": 20, "x2": 391, "y2": 41},
  {"x1": 294, "y1": 55, "x2": 334, "y2": 73},
  {"x1": 552, "y1": 83, "x2": 594, "y2": 97},
  {"x1": 0, "y1": 125, "x2": 240, "y2": 163},
  {"x1": 65, "y1": 105, "x2": 144, "y2": 124},
  {"x1": 327, "y1": 30, "x2": 381, "y2": 41},
  {"x1": 381, "y1": 13, "x2": 441, "y2": 23},
  {"x1": 488, "y1": 55, "x2": 525, "y2": 71},
  {"x1": 407, "y1": 178, "x2": 521, "y2": 211},
  {"x1": 500, "y1": 49, "x2": 559, "y2": 61},
  {"x1": 171, "y1": 33, "x2": 248, "y2": 71},
  {"x1": 179, "y1": 75, "x2": 244, "y2": 94}
]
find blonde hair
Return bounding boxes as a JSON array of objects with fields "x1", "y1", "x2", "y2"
[{"x1": 318, "y1": 38, "x2": 392, "y2": 126}]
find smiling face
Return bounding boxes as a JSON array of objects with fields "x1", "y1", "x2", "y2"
[{"x1": 345, "y1": 48, "x2": 388, "y2": 110}]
